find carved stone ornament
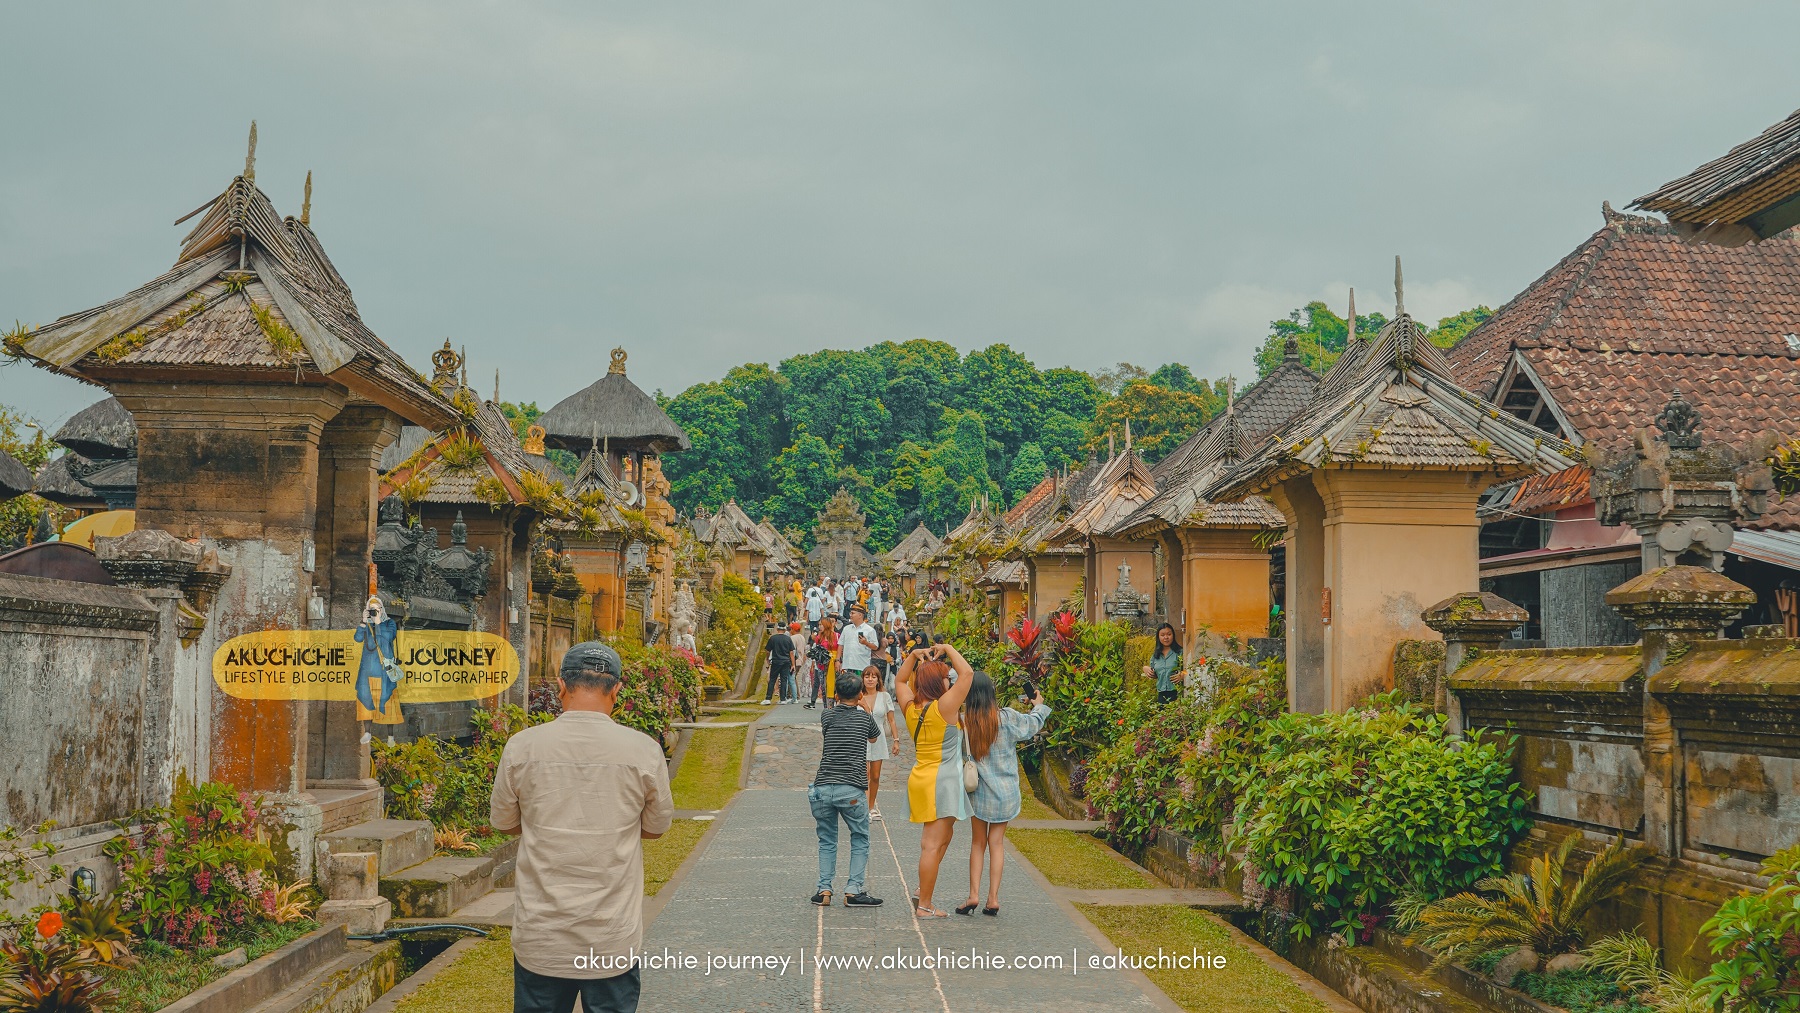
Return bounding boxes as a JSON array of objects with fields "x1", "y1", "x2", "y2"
[
  {"x1": 1655, "y1": 388, "x2": 1702, "y2": 450},
  {"x1": 94, "y1": 528, "x2": 203, "y2": 589}
]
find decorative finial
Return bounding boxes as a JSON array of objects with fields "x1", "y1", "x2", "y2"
[
  {"x1": 609, "y1": 347, "x2": 628, "y2": 376},
  {"x1": 1124, "y1": 417, "x2": 1133, "y2": 452},
  {"x1": 431, "y1": 339, "x2": 460, "y2": 387},
  {"x1": 244, "y1": 121, "x2": 258, "y2": 182},
  {"x1": 591, "y1": 421, "x2": 601, "y2": 454},
  {"x1": 367, "y1": 561, "x2": 378, "y2": 597},
  {"x1": 300, "y1": 170, "x2": 312, "y2": 226},
  {"x1": 1394, "y1": 257, "x2": 1404, "y2": 317},
  {"x1": 452, "y1": 510, "x2": 468, "y2": 546},
  {"x1": 1347, "y1": 288, "x2": 1357, "y2": 343},
  {"x1": 493, "y1": 368, "x2": 499, "y2": 403},
  {"x1": 460, "y1": 345, "x2": 468, "y2": 390},
  {"x1": 524, "y1": 424, "x2": 546, "y2": 456},
  {"x1": 1108, "y1": 432, "x2": 1116, "y2": 459},
  {"x1": 1655, "y1": 388, "x2": 1702, "y2": 450}
]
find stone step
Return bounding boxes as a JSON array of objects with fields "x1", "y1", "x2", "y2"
[
  {"x1": 320, "y1": 820, "x2": 434, "y2": 878},
  {"x1": 242, "y1": 941, "x2": 401, "y2": 1013},
  {"x1": 381, "y1": 855, "x2": 496, "y2": 918}
]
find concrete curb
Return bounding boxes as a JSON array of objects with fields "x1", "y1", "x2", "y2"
[
  {"x1": 159, "y1": 924, "x2": 347, "y2": 1013},
  {"x1": 361, "y1": 934, "x2": 486, "y2": 1013}
]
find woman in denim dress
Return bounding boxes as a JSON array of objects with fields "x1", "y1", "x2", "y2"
[{"x1": 958, "y1": 672, "x2": 1050, "y2": 916}]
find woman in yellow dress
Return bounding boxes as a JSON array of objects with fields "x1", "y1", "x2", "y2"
[{"x1": 894, "y1": 643, "x2": 974, "y2": 918}]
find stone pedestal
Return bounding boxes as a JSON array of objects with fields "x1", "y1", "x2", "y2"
[
  {"x1": 1422, "y1": 591, "x2": 1530, "y2": 732},
  {"x1": 1606, "y1": 565, "x2": 1756, "y2": 857}
]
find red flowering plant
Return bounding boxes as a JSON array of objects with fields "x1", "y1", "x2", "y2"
[
  {"x1": 1036, "y1": 617, "x2": 1155, "y2": 756},
  {"x1": 102, "y1": 777, "x2": 289, "y2": 949}
]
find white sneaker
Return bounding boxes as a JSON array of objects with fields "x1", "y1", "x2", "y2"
[
  {"x1": 761, "y1": 700, "x2": 773, "y2": 706},
  {"x1": 870, "y1": 807, "x2": 882, "y2": 821}
]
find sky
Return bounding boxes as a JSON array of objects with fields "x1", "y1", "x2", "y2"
[{"x1": 3, "y1": 2, "x2": 1797, "y2": 428}]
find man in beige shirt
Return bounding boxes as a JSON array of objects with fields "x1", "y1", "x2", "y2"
[{"x1": 491, "y1": 642, "x2": 674, "y2": 1012}]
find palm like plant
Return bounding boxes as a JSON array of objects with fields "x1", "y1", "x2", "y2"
[
  {"x1": 270, "y1": 881, "x2": 317, "y2": 925},
  {"x1": 1408, "y1": 834, "x2": 1648, "y2": 969},
  {"x1": 60, "y1": 895, "x2": 135, "y2": 966}
]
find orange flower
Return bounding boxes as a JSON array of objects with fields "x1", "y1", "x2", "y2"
[{"x1": 36, "y1": 910, "x2": 62, "y2": 937}]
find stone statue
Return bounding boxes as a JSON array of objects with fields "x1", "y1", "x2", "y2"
[{"x1": 671, "y1": 580, "x2": 699, "y2": 653}]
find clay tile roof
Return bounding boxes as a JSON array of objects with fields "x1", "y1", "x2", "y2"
[
  {"x1": 1442, "y1": 208, "x2": 1800, "y2": 529},
  {"x1": 53, "y1": 398, "x2": 136, "y2": 459}
]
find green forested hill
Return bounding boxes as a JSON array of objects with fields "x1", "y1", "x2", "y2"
[{"x1": 647, "y1": 301, "x2": 1490, "y2": 552}]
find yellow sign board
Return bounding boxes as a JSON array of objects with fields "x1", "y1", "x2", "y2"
[{"x1": 212, "y1": 629, "x2": 519, "y2": 702}]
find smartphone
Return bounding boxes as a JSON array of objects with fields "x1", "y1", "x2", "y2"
[{"x1": 1020, "y1": 679, "x2": 1036, "y2": 702}]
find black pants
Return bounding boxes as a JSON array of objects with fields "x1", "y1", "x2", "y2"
[
  {"x1": 1158, "y1": 689, "x2": 1179, "y2": 705},
  {"x1": 764, "y1": 664, "x2": 792, "y2": 703},
  {"x1": 514, "y1": 961, "x2": 640, "y2": 1013}
]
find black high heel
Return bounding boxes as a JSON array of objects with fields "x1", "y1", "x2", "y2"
[
  {"x1": 982, "y1": 906, "x2": 999, "y2": 916},
  {"x1": 954, "y1": 902, "x2": 978, "y2": 915}
]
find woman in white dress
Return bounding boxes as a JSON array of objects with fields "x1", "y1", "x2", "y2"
[{"x1": 859, "y1": 665, "x2": 900, "y2": 820}]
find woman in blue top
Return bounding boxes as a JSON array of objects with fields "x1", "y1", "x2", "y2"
[
  {"x1": 957, "y1": 672, "x2": 1050, "y2": 916},
  {"x1": 1144, "y1": 622, "x2": 1183, "y2": 705}
]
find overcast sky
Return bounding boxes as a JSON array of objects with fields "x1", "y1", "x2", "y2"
[{"x1": 3, "y1": 2, "x2": 1796, "y2": 428}]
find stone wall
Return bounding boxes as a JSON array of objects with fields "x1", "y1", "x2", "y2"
[{"x1": 1447, "y1": 628, "x2": 1800, "y2": 974}]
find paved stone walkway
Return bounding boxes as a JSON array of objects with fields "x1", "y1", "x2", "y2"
[{"x1": 641, "y1": 702, "x2": 1170, "y2": 1012}]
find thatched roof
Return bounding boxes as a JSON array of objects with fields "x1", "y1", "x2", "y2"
[
  {"x1": 15, "y1": 141, "x2": 453, "y2": 430},
  {"x1": 0, "y1": 451, "x2": 32, "y2": 499},
  {"x1": 538, "y1": 348, "x2": 691, "y2": 455},
  {"x1": 883, "y1": 523, "x2": 942, "y2": 566},
  {"x1": 31, "y1": 454, "x2": 105, "y2": 508},
  {"x1": 54, "y1": 398, "x2": 136, "y2": 459}
]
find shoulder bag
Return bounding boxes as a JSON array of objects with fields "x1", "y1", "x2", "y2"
[{"x1": 909, "y1": 702, "x2": 980, "y2": 793}]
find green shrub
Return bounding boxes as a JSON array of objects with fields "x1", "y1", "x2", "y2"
[
  {"x1": 698, "y1": 574, "x2": 762, "y2": 680},
  {"x1": 375, "y1": 705, "x2": 550, "y2": 830},
  {"x1": 1234, "y1": 703, "x2": 1531, "y2": 942},
  {"x1": 1696, "y1": 843, "x2": 1800, "y2": 1012}
]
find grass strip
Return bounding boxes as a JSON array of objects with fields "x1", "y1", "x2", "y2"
[
  {"x1": 671, "y1": 725, "x2": 747, "y2": 810},
  {"x1": 393, "y1": 927, "x2": 514, "y2": 1013},
  {"x1": 1010, "y1": 829, "x2": 1156, "y2": 890},
  {"x1": 1075, "y1": 904, "x2": 1329, "y2": 1013},
  {"x1": 644, "y1": 818, "x2": 712, "y2": 896},
  {"x1": 103, "y1": 920, "x2": 319, "y2": 1013}
]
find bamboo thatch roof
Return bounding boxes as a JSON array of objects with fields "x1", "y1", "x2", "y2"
[
  {"x1": 31, "y1": 454, "x2": 105, "y2": 509},
  {"x1": 15, "y1": 141, "x2": 453, "y2": 430},
  {"x1": 54, "y1": 398, "x2": 136, "y2": 459},
  {"x1": 1634, "y1": 107, "x2": 1800, "y2": 245},
  {"x1": 538, "y1": 348, "x2": 691, "y2": 455},
  {"x1": 882, "y1": 523, "x2": 942, "y2": 566},
  {"x1": 1207, "y1": 297, "x2": 1578, "y2": 504}
]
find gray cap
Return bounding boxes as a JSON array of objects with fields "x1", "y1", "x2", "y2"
[{"x1": 560, "y1": 641, "x2": 623, "y2": 679}]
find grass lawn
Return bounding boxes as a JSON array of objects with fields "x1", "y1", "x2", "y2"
[
  {"x1": 644, "y1": 818, "x2": 712, "y2": 896},
  {"x1": 1009, "y1": 829, "x2": 1156, "y2": 890},
  {"x1": 1016, "y1": 777, "x2": 1061, "y2": 820},
  {"x1": 709, "y1": 707, "x2": 765, "y2": 723},
  {"x1": 393, "y1": 928, "x2": 514, "y2": 1013},
  {"x1": 103, "y1": 920, "x2": 319, "y2": 1013},
  {"x1": 1076, "y1": 904, "x2": 1330, "y2": 1013},
  {"x1": 672, "y1": 725, "x2": 746, "y2": 810}
]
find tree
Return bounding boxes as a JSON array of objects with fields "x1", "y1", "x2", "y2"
[
  {"x1": 1004, "y1": 443, "x2": 1049, "y2": 504},
  {"x1": 660, "y1": 383, "x2": 749, "y2": 513},
  {"x1": 0, "y1": 404, "x2": 62, "y2": 547},
  {"x1": 960, "y1": 343, "x2": 1046, "y2": 460},
  {"x1": 1094, "y1": 362, "x2": 1151, "y2": 396},
  {"x1": 763, "y1": 433, "x2": 842, "y2": 535},
  {"x1": 1252, "y1": 301, "x2": 1389, "y2": 378},
  {"x1": 1085, "y1": 380, "x2": 1213, "y2": 463},
  {"x1": 1147, "y1": 362, "x2": 1205, "y2": 394},
  {"x1": 1428, "y1": 306, "x2": 1494, "y2": 349}
]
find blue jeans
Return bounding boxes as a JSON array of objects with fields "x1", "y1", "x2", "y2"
[
  {"x1": 809, "y1": 782, "x2": 870, "y2": 894},
  {"x1": 781, "y1": 669, "x2": 797, "y2": 700}
]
